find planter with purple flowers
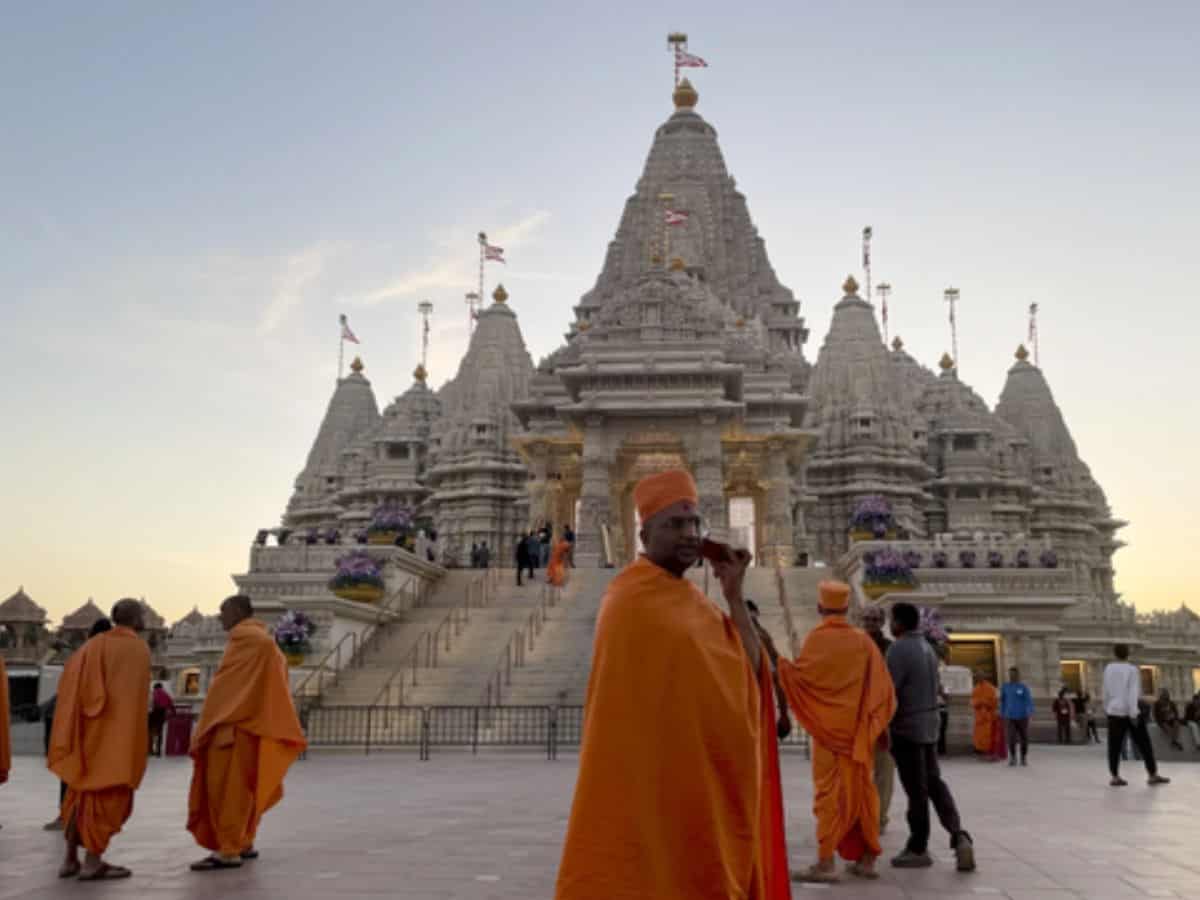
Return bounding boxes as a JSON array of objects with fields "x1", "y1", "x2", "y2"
[
  {"x1": 274, "y1": 610, "x2": 317, "y2": 667},
  {"x1": 1015, "y1": 548, "x2": 1030, "y2": 568},
  {"x1": 367, "y1": 501, "x2": 414, "y2": 546},
  {"x1": 861, "y1": 545, "x2": 918, "y2": 600},
  {"x1": 959, "y1": 549, "x2": 977, "y2": 569},
  {"x1": 328, "y1": 549, "x2": 385, "y2": 603},
  {"x1": 1039, "y1": 549, "x2": 1058, "y2": 569},
  {"x1": 987, "y1": 550, "x2": 1003, "y2": 568},
  {"x1": 848, "y1": 495, "x2": 897, "y2": 542}
]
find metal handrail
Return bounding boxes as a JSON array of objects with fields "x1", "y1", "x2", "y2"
[
  {"x1": 292, "y1": 572, "x2": 436, "y2": 708},
  {"x1": 481, "y1": 580, "x2": 562, "y2": 706},
  {"x1": 292, "y1": 630, "x2": 358, "y2": 704},
  {"x1": 370, "y1": 568, "x2": 496, "y2": 708}
]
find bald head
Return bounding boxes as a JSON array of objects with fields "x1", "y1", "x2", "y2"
[
  {"x1": 111, "y1": 598, "x2": 144, "y2": 630},
  {"x1": 220, "y1": 594, "x2": 253, "y2": 632}
]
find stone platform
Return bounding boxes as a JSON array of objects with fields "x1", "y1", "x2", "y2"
[{"x1": 1, "y1": 746, "x2": 1198, "y2": 898}]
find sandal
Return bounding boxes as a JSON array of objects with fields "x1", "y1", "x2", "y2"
[
  {"x1": 190, "y1": 855, "x2": 243, "y2": 871},
  {"x1": 846, "y1": 861, "x2": 880, "y2": 880},
  {"x1": 791, "y1": 864, "x2": 840, "y2": 883},
  {"x1": 78, "y1": 863, "x2": 132, "y2": 881},
  {"x1": 240, "y1": 849, "x2": 259, "y2": 860},
  {"x1": 58, "y1": 862, "x2": 82, "y2": 879}
]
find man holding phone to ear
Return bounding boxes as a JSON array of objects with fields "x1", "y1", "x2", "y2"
[{"x1": 556, "y1": 469, "x2": 789, "y2": 900}]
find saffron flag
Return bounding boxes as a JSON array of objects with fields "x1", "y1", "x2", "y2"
[
  {"x1": 339, "y1": 314, "x2": 360, "y2": 344},
  {"x1": 664, "y1": 209, "x2": 689, "y2": 226},
  {"x1": 676, "y1": 48, "x2": 708, "y2": 68}
]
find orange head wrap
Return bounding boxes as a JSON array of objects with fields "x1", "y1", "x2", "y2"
[
  {"x1": 633, "y1": 469, "x2": 699, "y2": 523},
  {"x1": 817, "y1": 580, "x2": 850, "y2": 612}
]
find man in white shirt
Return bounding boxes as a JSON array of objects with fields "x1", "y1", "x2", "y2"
[{"x1": 1103, "y1": 644, "x2": 1169, "y2": 788}]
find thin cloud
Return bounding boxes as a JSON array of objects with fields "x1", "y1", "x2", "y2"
[
  {"x1": 259, "y1": 242, "x2": 340, "y2": 334},
  {"x1": 356, "y1": 210, "x2": 552, "y2": 306}
]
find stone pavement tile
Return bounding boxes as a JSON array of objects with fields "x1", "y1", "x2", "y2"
[{"x1": 1, "y1": 744, "x2": 1198, "y2": 898}]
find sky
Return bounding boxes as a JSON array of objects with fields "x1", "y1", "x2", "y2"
[{"x1": 2, "y1": 2, "x2": 1197, "y2": 625}]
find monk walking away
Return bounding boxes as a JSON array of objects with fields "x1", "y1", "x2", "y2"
[
  {"x1": 778, "y1": 582, "x2": 896, "y2": 884},
  {"x1": 188, "y1": 594, "x2": 307, "y2": 871},
  {"x1": 887, "y1": 602, "x2": 975, "y2": 872},
  {"x1": 48, "y1": 599, "x2": 151, "y2": 881},
  {"x1": 555, "y1": 469, "x2": 788, "y2": 900},
  {"x1": 971, "y1": 673, "x2": 1001, "y2": 761}
]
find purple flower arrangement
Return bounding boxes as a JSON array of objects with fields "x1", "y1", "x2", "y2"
[
  {"x1": 274, "y1": 609, "x2": 316, "y2": 655},
  {"x1": 903, "y1": 549, "x2": 923, "y2": 569},
  {"x1": 959, "y1": 549, "x2": 977, "y2": 568},
  {"x1": 328, "y1": 549, "x2": 385, "y2": 591},
  {"x1": 1040, "y1": 549, "x2": 1058, "y2": 568},
  {"x1": 987, "y1": 550, "x2": 1004, "y2": 568},
  {"x1": 368, "y1": 501, "x2": 414, "y2": 535},
  {"x1": 849, "y1": 495, "x2": 896, "y2": 539},
  {"x1": 932, "y1": 550, "x2": 948, "y2": 568},
  {"x1": 863, "y1": 546, "x2": 917, "y2": 589},
  {"x1": 1016, "y1": 548, "x2": 1031, "y2": 568}
]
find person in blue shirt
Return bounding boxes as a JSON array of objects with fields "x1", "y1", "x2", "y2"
[{"x1": 999, "y1": 667, "x2": 1035, "y2": 766}]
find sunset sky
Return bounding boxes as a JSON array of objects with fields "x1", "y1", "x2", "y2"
[{"x1": 3, "y1": 3, "x2": 1197, "y2": 624}]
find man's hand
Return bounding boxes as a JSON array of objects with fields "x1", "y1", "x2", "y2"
[
  {"x1": 776, "y1": 714, "x2": 792, "y2": 741},
  {"x1": 712, "y1": 547, "x2": 760, "y2": 674},
  {"x1": 711, "y1": 547, "x2": 751, "y2": 605}
]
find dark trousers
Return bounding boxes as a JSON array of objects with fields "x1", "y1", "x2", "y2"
[
  {"x1": 45, "y1": 720, "x2": 66, "y2": 810},
  {"x1": 516, "y1": 562, "x2": 534, "y2": 585},
  {"x1": 937, "y1": 709, "x2": 949, "y2": 755},
  {"x1": 1006, "y1": 718, "x2": 1030, "y2": 760},
  {"x1": 1085, "y1": 718, "x2": 1100, "y2": 743},
  {"x1": 1108, "y1": 715, "x2": 1157, "y2": 777},
  {"x1": 1056, "y1": 718, "x2": 1072, "y2": 744},
  {"x1": 890, "y1": 735, "x2": 966, "y2": 855}
]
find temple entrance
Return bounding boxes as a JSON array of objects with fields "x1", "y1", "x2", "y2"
[
  {"x1": 727, "y1": 496, "x2": 758, "y2": 560},
  {"x1": 619, "y1": 449, "x2": 689, "y2": 565}
]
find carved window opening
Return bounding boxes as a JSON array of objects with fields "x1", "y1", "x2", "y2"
[{"x1": 953, "y1": 434, "x2": 977, "y2": 452}]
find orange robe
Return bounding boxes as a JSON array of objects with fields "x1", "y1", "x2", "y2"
[
  {"x1": 778, "y1": 616, "x2": 896, "y2": 863},
  {"x1": 971, "y1": 681, "x2": 999, "y2": 754},
  {"x1": 48, "y1": 627, "x2": 151, "y2": 855},
  {"x1": 187, "y1": 618, "x2": 307, "y2": 857},
  {"x1": 0, "y1": 656, "x2": 11, "y2": 783},
  {"x1": 555, "y1": 556, "x2": 767, "y2": 900},
  {"x1": 546, "y1": 539, "x2": 571, "y2": 587}
]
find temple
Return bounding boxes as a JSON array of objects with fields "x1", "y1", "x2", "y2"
[{"x1": 11, "y1": 73, "x2": 1178, "y2": 742}]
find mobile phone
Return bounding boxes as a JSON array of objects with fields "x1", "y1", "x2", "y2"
[{"x1": 700, "y1": 537, "x2": 733, "y2": 564}]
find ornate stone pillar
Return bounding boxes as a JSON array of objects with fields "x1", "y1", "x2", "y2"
[
  {"x1": 575, "y1": 418, "x2": 611, "y2": 568},
  {"x1": 761, "y1": 439, "x2": 793, "y2": 568},
  {"x1": 690, "y1": 418, "x2": 726, "y2": 533},
  {"x1": 526, "y1": 447, "x2": 549, "y2": 530}
]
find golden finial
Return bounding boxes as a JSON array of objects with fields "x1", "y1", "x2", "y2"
[
  {"x1": 649, "y1": 253, "x2": 663, "y2": 265},
  {"x1": 350, "y1": 356, "x2": 364, "y2": 374},
  {"x1": 673, "y1": 78, "x2": 698, "y2": 109},
  {"x1": 735, "y1": 316, "x2": 746, "y2": 328},
  {"x1": 842, "y1": 275, "x2": 859, "y2": 296},
  {"x1": 938, "y1": 352, "x2": 955, "y2": 371},
  {"x1": 492, "y1": 284, "x2": 508, "y2": 304},
  {"x1": 1015, "y1": 343, "x2": 1030, "y2": 362},
  {"x1": 413, "y1": 364, "x2": 428, "y2": 383},
  {"x1": 577, "y1": 320, "x2": 591, "y2": 332},
  {"x1": 669, "y1": 257, "x2": 686, "y2": 271},
  {"x1": 892, "y1": 336, "x2": 904, "y2": 351}
]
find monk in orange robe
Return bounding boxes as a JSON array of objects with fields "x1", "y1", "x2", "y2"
[
  {"x1": 48, "y1": 599, "x2": 151, "y2": 881},
  {"x1": 188, "y1": 594, "x2": 307, "y2": 870},
  {"x1": 778, "y1": 581, "x2": 897, "y2": 884},
  {"x1": 971, "y1": 674, "x2": 1000, "y2": 757},
  {"x1": 545, "y1": 536, "x2": 571, "y2": 587},
  {"x1": 556, "y1": 469, "x2": 787, "y2": 900}
]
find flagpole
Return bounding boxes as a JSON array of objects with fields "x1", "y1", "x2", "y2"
[
  {"x1": 944, "y1": 287, "x2": 960, "y2": 371},
  {"x1": 668, "y1": 32, "x2": 687, "y2": 87},
  {"x1": 477, "y1": 232, "x2": 487, "y2": 330},
  {"x1": 876, "y1": 282, "x2": 892, "y2": 345},
  {"x1": 862, "y1": 226, "x2": 873, "y2": 312},
  {"x1": 1028, "y1": 302, "x2": 1039, "y2": 366},
  {"x1": 337, "y1": 314, "x2": 345, "y2": 382}
]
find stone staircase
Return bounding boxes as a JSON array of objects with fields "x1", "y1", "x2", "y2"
[
  {"x1": 316, "y1": 569, "x2": 488, "y2": 707},
  {"x1": 500, "y1": 565, "x2": 825, "y2": 706}
]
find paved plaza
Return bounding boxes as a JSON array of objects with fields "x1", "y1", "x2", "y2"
[{"x1": 0, "y1": 745, "x2": 1197, "y2": 899}]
